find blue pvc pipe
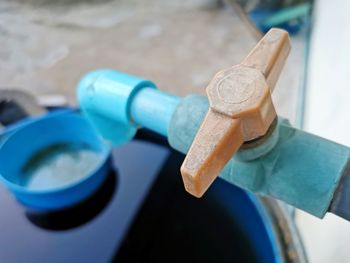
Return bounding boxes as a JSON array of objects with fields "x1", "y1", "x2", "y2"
[
  {"x1": 130, "y1": 88, "x2": 180, "y2": 136},
  {"x1": 78, "y1": 69, "x2": 180, "y2": 145}
]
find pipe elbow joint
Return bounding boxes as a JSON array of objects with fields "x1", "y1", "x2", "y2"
[{"x1": 77, "y1": 69, "x2": 156, "y2": 145}]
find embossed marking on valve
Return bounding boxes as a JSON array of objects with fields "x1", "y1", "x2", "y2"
[
  {"x1": 217, "y1": 72, "x2": 256, "y2": 104},
  {"x1": 207, "y1": 65, "x2": 267, "y2": 117}
]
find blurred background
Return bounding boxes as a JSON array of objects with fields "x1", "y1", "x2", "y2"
[{"x1": 1, "y1": 0, "x2": 349, "y2": 262}]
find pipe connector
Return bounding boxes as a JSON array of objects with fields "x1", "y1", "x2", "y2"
[
  {"x1": 77, "y1": 69, "x2": 180, "y2": 145},
  {"x1": 77, "y1": 70, "x2": 156, "y2": 145}
]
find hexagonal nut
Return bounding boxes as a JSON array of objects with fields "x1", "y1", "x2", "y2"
[
  {"x1": 237, "y1": 91, "x2": 276, "y2": 140},
  {"x1": 206, "y1": 65, "x2": 276, "y2": 140}
]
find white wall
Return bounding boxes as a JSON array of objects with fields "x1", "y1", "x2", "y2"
[{"x1": 297, "y1": 1, "x2": 350, "y2": 262}]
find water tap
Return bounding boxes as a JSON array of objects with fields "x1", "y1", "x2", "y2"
[{"x1": 77, "y1": 29, "x2": 350, "y2": 221}]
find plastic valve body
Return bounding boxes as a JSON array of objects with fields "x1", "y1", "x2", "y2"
[{"x1": 181, "y1": 28, "x2": 291, "y2": 197}]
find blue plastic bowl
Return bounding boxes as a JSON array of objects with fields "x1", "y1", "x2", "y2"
[{"x1": 0, "y1": 110, "x2": 111, "y2": 211}]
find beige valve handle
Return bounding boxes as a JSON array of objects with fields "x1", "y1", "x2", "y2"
[{"x1": 181, "y1": 28, "x2": 291, "y2": 197}]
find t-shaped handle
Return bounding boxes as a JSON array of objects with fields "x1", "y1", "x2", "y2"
[{"x1": 180, "y1": 28, "x2": 291, "y2": 197}]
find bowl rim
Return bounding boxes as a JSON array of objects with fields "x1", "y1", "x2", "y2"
[{"x1": 0, "y1": 108, "x2": 112, "y2": 195}]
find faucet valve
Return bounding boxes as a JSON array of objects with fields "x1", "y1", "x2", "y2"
[{"x1": 180, "y1": 28, "x2": 291, "y2": 197}]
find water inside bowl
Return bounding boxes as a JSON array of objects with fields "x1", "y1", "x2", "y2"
[{"x1": 21, "y1": 142, "x2": 104, "y2": 190}]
